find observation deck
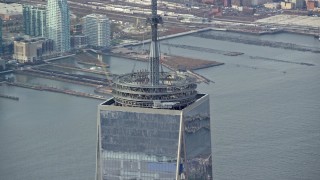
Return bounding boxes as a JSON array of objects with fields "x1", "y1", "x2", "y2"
[{"x1": 112, "y1": 71, "x2": 197, "y2": 109}]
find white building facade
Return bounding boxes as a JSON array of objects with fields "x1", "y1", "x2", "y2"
[
  {"x1": 13, "y1": 38, "x2": 54, "y2": 63},
  {"x1": 46, "y1": 0, "x2": 70, "y2": 53},
  {"x1": 83, "y1": 14, "x2": 111, "y2": 48}
]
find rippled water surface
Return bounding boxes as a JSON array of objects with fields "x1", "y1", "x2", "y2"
[{"x1": 1, "y1": 31, "x2": 319, "y2": 180}]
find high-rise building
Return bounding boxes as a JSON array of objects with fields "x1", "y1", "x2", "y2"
[
  {"x1": 46, "y1": 0, "x2": 70, "y2": 53},
  {"x1": 83, "y1": 14, "x2": 110, "y2": 48},
  {"x1": 23, "y1": 5, "x2": 46, "y2": 37},
  {"x1": 96, "y1": 0, "x2": 212, "y2": 179},
  {"x1": 97, "y1": 93, "x2": 212, "y2": 179}
]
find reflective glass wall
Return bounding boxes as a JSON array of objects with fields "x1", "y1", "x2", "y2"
[
  {"x1": 98, "y1": 109, "x2": 181, "y2": 180},
  {"x1": 181, "y1": 97, "x2": 212, "y2": 180}
]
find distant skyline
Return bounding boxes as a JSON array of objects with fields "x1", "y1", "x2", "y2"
[{"x1": 46, "y1": 0, "x2": 70, "y2": 53}]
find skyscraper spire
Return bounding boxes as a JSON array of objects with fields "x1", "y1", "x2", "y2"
[
  {"x1": 147, "y1": 0, "x2": 163, "y2": 85},
  {"x1": 97, "y1": 0, "x2": 212, "y2": 179}
]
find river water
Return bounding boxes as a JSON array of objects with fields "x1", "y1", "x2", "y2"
[{"x1": 1, "y1": 31, "x2": 320, "y2": 180}]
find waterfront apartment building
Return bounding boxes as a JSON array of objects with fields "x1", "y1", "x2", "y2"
[
  {"x1": 83, "y1": 14, "x2": 110, "y2": 49},
  {"x1": 13, "y1": 38, "x2": 54, "y2": 63},
  {"x1": 46, "y1": 0, "x2": 70, "y2": 53},
  {"x1": 23, "y1": 5, "x2": 46, "y2": 37}
]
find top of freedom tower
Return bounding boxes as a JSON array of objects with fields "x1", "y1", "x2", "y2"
[{"x1": 111, "y1": 0, "x2": 198, "y2": 110}]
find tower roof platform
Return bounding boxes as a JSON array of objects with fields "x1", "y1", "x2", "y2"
[{"x1": 112, "y1": 71, "x2": 198, "y2": 109}]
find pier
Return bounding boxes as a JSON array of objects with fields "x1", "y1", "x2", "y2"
[
  {"x1": 116, "y1": 26, "x2": 285, "y2": 48},
  {"x1": 187, "y1": 70, "x2": 214, "y2": 84},
  {"x1": 0, "y1": 93, "x2": 19, "y2": 101},
  {"x1": 47, "y1": 63, "x2": 111, "y2": 76},
  {"x1": 249, "y1": 56, "x2": 315, "y2": 66},
  {"x1": 5, "y1": 82, "x2": 106, "y2": 100},
  {"x1": 74, "y1": 52, "x2": 109, "y2": 68},
  {"x1": 94, "y1": 86, "x2": 112, "y2": 95},
  {"x1": 110, "y1": 47, "x2": 224, "y2": 71},
  {"x1": 161, "y1": 55, "x2": 224, "y2": 71},
  {"x1": 0, "y1": 70, "x2": 14, "y2": 75},
  {"x1": 193, "y1": 33, "x2": 320, "y2": 53},
  {"x1": 16, "y1": 68, "x2": 110, "y2": 86},
  {"x1": 162, "y1": 43, "x2": 244, "y2": 56},
  {"x1": 118, "y1": 27, "x2": 215, "y2": 48}
]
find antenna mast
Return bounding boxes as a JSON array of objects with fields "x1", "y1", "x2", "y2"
[{"x1": 147, "y1": 0, "x2": 163, "y2": 86}]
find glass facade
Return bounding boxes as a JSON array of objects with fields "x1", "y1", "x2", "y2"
[
  {"x1": 181, "y1": 98, "x2": 212, "y2": 179},
  {"x1": 23, "y1": 5, "x2": 46, "y2": 37},
  {"x1": 46, "y1": 0, "x2": 70, "y2": 53},
  {"x1": 83, "y1": 14, "x2": 111, "y2": 48},
  {"x1": 97, "y1": 94, "x2": 212, "y2": 180},
  {"x1": 98, "y1": 109, "x2": 181, "y2": 180}
]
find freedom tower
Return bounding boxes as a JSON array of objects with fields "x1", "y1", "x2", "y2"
[{"x1": 96, "y1": 0, "x2": 213, "y2": 179}]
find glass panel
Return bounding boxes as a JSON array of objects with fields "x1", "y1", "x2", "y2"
[
  {"x1": 183, "y1": 98, "x2": 213, "y2": 179},
  {"x1": 99, "y1": 109, "x2": 181, "y2": 180}
]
